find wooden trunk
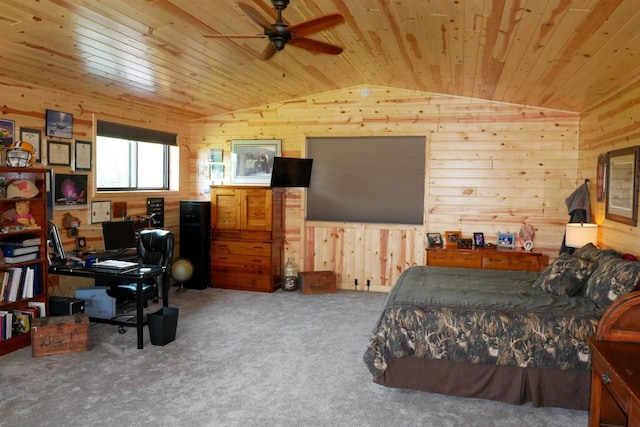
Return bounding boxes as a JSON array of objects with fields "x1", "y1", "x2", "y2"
[
  {"x1": 299, "y1": 271, "x2": 337, "y2": 294},
  {"x1": 31, "y1": 314, "x2": 89, "y2": 357}
]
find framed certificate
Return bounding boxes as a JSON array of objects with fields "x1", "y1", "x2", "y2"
[
  {"x1": 48, "y1": 140, "x2": 71, "y2": 166},
  {"x1": 91, "y1": 201, "x2": 111, "y2": 223},
  {"x1": 75, "y1": 140, "x2": 92, "y2": 171},
  {"x1": 19, "y1": 128, "x2": 41, "y2": 162}
]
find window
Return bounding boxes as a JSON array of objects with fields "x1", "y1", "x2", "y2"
[{"x1": 96, "y1": 121, "x2": 177, "y2": 191}]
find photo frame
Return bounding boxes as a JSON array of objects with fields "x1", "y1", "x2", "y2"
[
  {"x1": 75, "y1": 140, "x2": 92, "y2": 171},
  {"x1": 91, "y1": 200, "x2": 111, "y2": 223},
  {"x1": 0, "y1": 119, "x2": 15, "y2": 147},
  {"x1": 209, "y1": 148, "x2": 223, "y2": 163},
  {"x1": 497, "y1": 232, "x2": 516, "y2": 248},
  {"x1": 444, "y1": 231, "x2": 462, "y2": 247},
  {"x1": 48, "y1": 140, "x2": 71, "y2": 165},
  {"x1": 473, "y1": 232, "x2": 485, "y2": 248},
  {"x1": 606, "y1": 146, "x2": 640, "y2": 226},
  {"x1": 19, "y1": 128, "x2": 41, "y2": 162},
  {"x1": 426, "y1": 232, "x2": 443, "y2": 247},
  {"x1": 457, "y1": 238, "x2": 473, "y2": 249},
  {"x1": 46, "y1": 109, "x2": 73, "y2": 139},
  {"x1": 230, "y1": 139, "x2": 281, "y2": 185},
  {"x1": 54, "y1": 173, "x2": 87, "y2": 208}
]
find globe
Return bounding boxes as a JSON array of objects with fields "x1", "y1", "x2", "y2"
[{"x1": 172, "y1": 258, "x2": 194, "y2": 284}]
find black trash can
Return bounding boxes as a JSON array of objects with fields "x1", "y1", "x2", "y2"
[{"x1": 148, "y1": 307, "x2": 179, "y2": 346}]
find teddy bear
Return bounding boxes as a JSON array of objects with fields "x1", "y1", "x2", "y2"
[{"x1": 13, "y1": 200, "x2": 36, "y2": 227}]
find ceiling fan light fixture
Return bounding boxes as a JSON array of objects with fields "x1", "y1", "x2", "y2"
[{"x1": 272, "y1": 0, "x2": 290, "y2": 11}]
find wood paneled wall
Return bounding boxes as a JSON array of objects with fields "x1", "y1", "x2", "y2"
[
  {"x1": 191, "y1": 85, "x2": 581, "y2": 291},
  {"x1": 579, "y1": 79, "x2": 640, "y2": 256},
  {"x1": 0, "y1": 77, "x2": 196, "y2": 294}
]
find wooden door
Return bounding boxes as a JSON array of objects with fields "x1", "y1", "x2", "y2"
[{"x1": 211, "y1": 188, "x2": 241, "y2": 230}]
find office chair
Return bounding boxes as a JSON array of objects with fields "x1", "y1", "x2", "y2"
[{"x1": 106, "y1": 229, "x2": 174, "y2": 329}]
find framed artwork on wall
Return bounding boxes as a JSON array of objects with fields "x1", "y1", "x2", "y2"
[
  {"x1": 54, "y1": 173, "x2": 87, "y2": 208},
  {"x1": 606, "y1": 146, "x2": 640, "y2": 226},
  {"x1": 0, "y1": 119, "x2": 15, "y2": 147},
  {"x1": 20, "y1": 128, "x2": 41, "y2": 162},
  {"x1": 91, "y1": 201, "x2": 111, "y2": 223},
  {"x1": 45, "y1": 109, "x2": 73, "y2": 139},
  {"x1": 48, "y1": 140, "x2": 71, "y2": 165},
  {"x1": 596, "y1": 153, "x2": 607, "y2": 203},
  {"x1": 230, "y1": 139, "x2": 281, "y2": 185}
]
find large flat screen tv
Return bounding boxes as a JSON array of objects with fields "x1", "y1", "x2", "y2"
[{"x1": 269, "y1": 157, "x2": 313, "y2": 188}]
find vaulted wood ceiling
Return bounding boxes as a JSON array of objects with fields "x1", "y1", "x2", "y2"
[{"x1": 2, "y1": 0, "x2": 639, "y2": 119}]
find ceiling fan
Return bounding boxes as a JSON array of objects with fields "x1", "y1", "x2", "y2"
[{"x1": 205, "y1": 0, "x2": 344, "y2": 60}]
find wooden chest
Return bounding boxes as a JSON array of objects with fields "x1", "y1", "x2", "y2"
[
  {"x1": 299, "y1": 271, "x2": 337, "y2": 294},
  {"x1": 31, "y1": 314, "x2": 89, "y2": 357}
]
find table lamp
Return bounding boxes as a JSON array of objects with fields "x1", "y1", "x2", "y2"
[{"x1": 565, "y1": 223, "x2": 598, "y2": 248}]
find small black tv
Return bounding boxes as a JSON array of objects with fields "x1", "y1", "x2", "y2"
[{"x1": 269, "y1": 157, "x2": 313, "y2": 188}]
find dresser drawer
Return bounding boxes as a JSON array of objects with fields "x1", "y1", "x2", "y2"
[
  {"x1": 212, "y1": 253, "x2": 271, "y2": 270},
  {"x1": 211, "y1": 241, "x2": 271, "y2": 257},
  {"x1": 427, "y1": 251, "x2": 481, "y2": 268},
  {"x1": 482, "y1": 253, "x2": 540, "y2": 271},
  {"x1": 592, "y1": 350, "x2": 630, "y2": 413},
  {"x1": 211, "y1": 268, "x2": 273, "y2": 292}
]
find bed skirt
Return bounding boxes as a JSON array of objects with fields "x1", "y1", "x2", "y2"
[{"x1": 373, "y1": 357, "x2": 590, "y2": 411}]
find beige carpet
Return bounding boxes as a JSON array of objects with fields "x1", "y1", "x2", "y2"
[{"x1": 0, "y1": 287, "x2": 588, "y2": 426}]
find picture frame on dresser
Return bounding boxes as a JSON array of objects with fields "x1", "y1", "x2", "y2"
[
  {"x1": 473, "y1": 232, "x2": 485, "y2": 248},
  {"x1": 497, "y1": 232, "x2": 516, "y2": 248},
  {"x1": 426, "y1": 233, "x2": 443, "y2": 247},
  {"x1": 444, "y1": 231, "x2": 461, "y2": 247}
]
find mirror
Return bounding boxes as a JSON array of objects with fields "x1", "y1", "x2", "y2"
[{"x1": 606, "y1": 146, "x2": 640, "y2": 226}]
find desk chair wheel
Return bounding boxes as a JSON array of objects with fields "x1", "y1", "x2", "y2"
[{"x1": 118, "y1": 325, "x2": 126, "y2": 334}]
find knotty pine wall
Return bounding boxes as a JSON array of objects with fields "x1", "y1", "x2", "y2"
[
  {"x1": 191, "y1": 85, "x2": 581, "y2": 291},
  {"x1": 0, "y1": 78, "x2": 198, "y2": 295},
  {"x1": 579, "y1": 79, "x2": 640, "y2": 256}
]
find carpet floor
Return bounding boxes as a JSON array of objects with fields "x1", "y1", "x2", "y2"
[{"x1": 0, "y1": 287, "x2": 588, "y2": 426}]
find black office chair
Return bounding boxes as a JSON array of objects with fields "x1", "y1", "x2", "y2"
[{"x1": 106, "y1": 229, "x2": 174, "y2": 313}]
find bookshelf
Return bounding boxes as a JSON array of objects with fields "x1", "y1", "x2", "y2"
[{"x1": 0, "y1": 167, "x2": 48, "y2": 356}]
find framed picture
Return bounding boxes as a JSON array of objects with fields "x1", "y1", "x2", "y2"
[
  {"x1": 54, "y1": 173, "x2": 87, "y2": 208},
  {"x1": 48, "y1": 140, "x2": 71, "y2": 165},
  {"x1": 596, "y1": 153, "x2": 607, "y2": 203},
  {"x1": 606, "y1": 146, "x2": 640, "y2": 226},
  {"x1": 19, "y1": 128, "x2": 41, "y2": 162},
  {"x1": 457, "y1": 238, "x2": 473, "y2": 249},
  {"x1": 230, "y1": 139, "x2": 281, "y2": 185},
  {"x1": 445, "y1": 231, "x2": 462, "y2": 247},
  {"x1": 497, "y1": 232, "x2": 516, "y2": 248},
  {"x1": 211, "y1": 163, "x2": 224, "y2": 179},
  {"x1": 0, "y1": 119, "x2": 15, "y2": 147},
  {"x1": 45, "y1": 109, "x2": 73, "y2": 139},
  {"x1": 209, "y1": 148, "x2": 223, "y2": 162},
  {"x1": 473, "y1": 232, "x2": 485, "y2": 248},
  {"x1": 75, "y1": 140, "x2": 92, "y2": 171},
  {"x1": 426, "y1": 232, "x2": 443, "y2": 247},
  {"x1": 91, "y1": 200, "x2": 111, "y2": 223}
]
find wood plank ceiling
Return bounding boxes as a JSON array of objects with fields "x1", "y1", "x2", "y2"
[{"x1": 1, "y1": 0, "x2": 639, "y2": 119}]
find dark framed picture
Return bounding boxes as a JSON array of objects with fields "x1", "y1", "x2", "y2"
[
  {"x1": 426, "y1": 232, "x2": 443, "y2": 247},
  {"x1": 0, "y1": 119, "x2": 15, "y2": 147},
  {"x1": 445, "y1": 231, "x2": 462, "y2": 247},
  {"x1": 48, "y1": 140, "x2": 71, "y2": 165},
  {"x1": 19, "y1": 128, "x2": 41, "y2": 162},
  {"x1": 605, "y1": 146, "x2": 639, "y2": 226},
  {"x1": 457, "y1": 238, "x2": 473, "y2": 249},
  {"x1": 497, "y1": 232, "x2": 516, "y2": 248},
  {"x1": 45, "y1": 109, "x2": 73, "y2": 139},
  {"x1": 473, "y1": 232, "x2": 485, "y2": 248},
  {"x1": 596, "y1": 153, "x2": 607, "y2": 203},
  {"x1": 75, "y1": 140, "x2": 92, "y2": 171},
  {"x1": 54, "y1": 173, "x2": 87, "y2": 208},
  {"x1": 230, "y1": 139, "x2": 281, "y2": 184}
]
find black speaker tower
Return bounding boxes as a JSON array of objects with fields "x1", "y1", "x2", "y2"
[{"x1": 179, "y1": 201, "x2": 211, "y2": 289}]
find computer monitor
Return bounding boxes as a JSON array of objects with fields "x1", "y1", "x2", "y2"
[
  {"x1": 48, "y1": 220, "x2": 65, "y2": 261},
  {"x1": 269, "y1": 157, "x2": 313, "y2": 187},
  {"x1": 101, "y1": 220, "x2": 137, "y2": 250}
]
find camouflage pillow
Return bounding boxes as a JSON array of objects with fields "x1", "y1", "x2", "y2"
[
  {"x1": 573, "y1": 243, "x2": 618, "y2": 263},
  {"x1": 583, "y1": 257, "x2": 640, "y2": 309},
  {"x1": 533, "y1": 253, "x2": 595, "y2": 296}
]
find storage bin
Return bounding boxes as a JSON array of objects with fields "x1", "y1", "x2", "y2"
[
  {"x1": 31, "y1": 314, "x2": 89, "y2": 357},
  {"x1": 148, "y1": 307, "x2": 178, "y2": 346},
  {"x1": 298, "y1": 271, "x2": 337, "y2": 294}
]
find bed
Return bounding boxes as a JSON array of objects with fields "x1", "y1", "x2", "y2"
[{"x1": 363, "y1": 244, "x2": 640, "y2": 410}]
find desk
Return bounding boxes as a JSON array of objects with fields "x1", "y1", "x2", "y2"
[
  {"x1": 48, "y1": 263, "x2": 168, "y2": 349},
  {"x1": 588, "y1": 337, "x2": 640, "y2": 426}
]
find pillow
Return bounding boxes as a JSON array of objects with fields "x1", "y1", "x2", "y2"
[
  {"x1": 583, "y1": 257, "x2": 640, "y2": 309},
  {"x1": 533, "y1": 253, "x2": 595, "y2": 296},
  {"x1": 572, "y1": 243, "x2": 618, "y2": 263}
]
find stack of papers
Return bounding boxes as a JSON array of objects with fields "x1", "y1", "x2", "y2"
[{"x1": 91, "y1": 260, "x2": 138, "y2": 271}]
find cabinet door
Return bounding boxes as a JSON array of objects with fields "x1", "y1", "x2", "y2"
[
  {"x1": 242, "y1": 189, "x2": 272, "y2": 231},
  {"x1": 211, "y1": 188, "x2": 241, "y2": 230}
]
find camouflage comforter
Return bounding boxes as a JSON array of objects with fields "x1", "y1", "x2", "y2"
[{"x1": 363, "y1": 266, "x2": 604, "y2": 378}]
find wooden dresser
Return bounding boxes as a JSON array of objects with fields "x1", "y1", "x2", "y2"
[
  {"x1": 426, "y1": 247, "x2": 549, "y2": 271},
  {"x1": 210, "y1": 186, "x2": 284, "y2": 292},
  {"x1": 588, "y1": 292, "x2": 640, "y2": 427}
]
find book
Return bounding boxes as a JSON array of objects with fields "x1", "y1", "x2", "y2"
[
  {"x1": 27, "y1": 301, "x2": 46, "y2": 317},
  {"x1": 4, "y1": 252, "x2": 39, "y2": 264},
  {"x1": 6, "y1": 267, "x2": 22, "y2": 302},
  {"x1": 0, "y1": 271, "x2": 8, "y2": 302},
  {"x1": 20, "y1": 267, "x2": 34, "y2": 299},
  {"x1": 0, "y1": 234, "x2": 41, "y2": 247},
  {"x1": 12, "y1": 311, "x2": 31, "y2": 335},
  {"x1": 0, "y1": 245, "x2": 39, "y2": 257}
]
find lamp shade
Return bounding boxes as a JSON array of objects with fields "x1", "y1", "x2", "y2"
[{"x1": 565, "y1": 223, "x2": 598, "y2": 248}]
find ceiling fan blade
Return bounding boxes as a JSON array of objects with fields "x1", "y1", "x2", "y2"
[
  {"x1": 203, "y1": 34, "x2": 266, "y2": 38},
  {"x1": 288, "y1": 14, "x2": 344, "y2": 38},
  {"x1": 261, "y1": 43, "x2": 277, "y2": 60},
  {"x1": 289, "y1": 37, "x2": 343, "y2": 55},
  {"x1": 238, "y1": 2, "x2": 274, "y2": 31}
]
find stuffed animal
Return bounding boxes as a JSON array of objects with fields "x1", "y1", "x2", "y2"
[{"x1": 13, "y1": 200, "x2": 36, "y2": 226}]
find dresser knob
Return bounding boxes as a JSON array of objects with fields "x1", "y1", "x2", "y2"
[{"x1": 602, "y1": 373, "x2": 611, "y2": 385}]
